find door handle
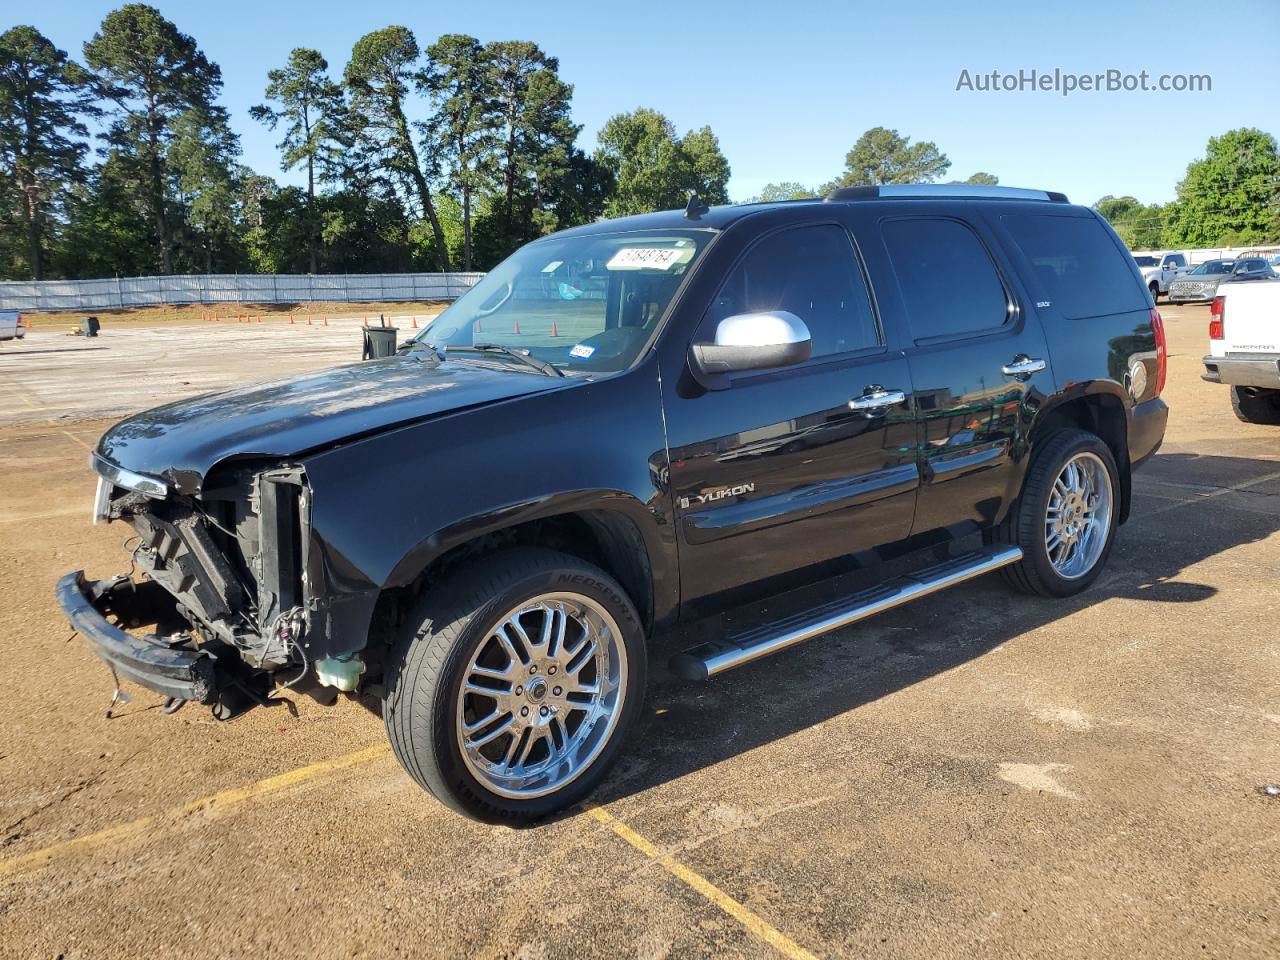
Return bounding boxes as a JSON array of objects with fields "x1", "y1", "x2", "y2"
[
  {"x1": 1001, "y1": 355, "x2": 1046, "y2": 379},
  {"x1": 848, "y1": 387, "x2": 906, "y2": 412}
]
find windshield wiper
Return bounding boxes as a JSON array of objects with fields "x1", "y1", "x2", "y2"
[{"x1": 467, "y1": 343, "x2": 565, "y2": 378}]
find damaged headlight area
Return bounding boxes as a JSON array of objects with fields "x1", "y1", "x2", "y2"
[{"x1": 73, "y1": 457, "x2": 357, "y2": 718}]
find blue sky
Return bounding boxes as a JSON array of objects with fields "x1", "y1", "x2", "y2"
[{"x1": 33, "y1": 0, "x2": 1280, "y2": 206}]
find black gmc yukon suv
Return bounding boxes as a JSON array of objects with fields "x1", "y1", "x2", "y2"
[{"x1": 59, "y1": 184, "x2": 1168, "y2": 822}]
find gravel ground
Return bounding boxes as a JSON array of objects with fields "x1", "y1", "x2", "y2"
[{"x1": 0, "y1": 302, "x2": 1276, "y2": 960}]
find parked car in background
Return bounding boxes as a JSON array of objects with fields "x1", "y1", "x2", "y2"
[
  {"x1": 1203, "y1": 279, "x2": 1280, "y2": 423},
  {"x1": 1168, "y1": 259, "x2": 1236, "y2": 303},
  {"x1": 1131, "y1": 251, "x2": 1188, "y2": 302},
  {"x1": 1225, "y1": 257, "x2": 1277, "y2": 281},
  {"x1": 0, "y1": 310, "x2": 26, "y2": 342},
  {"x1": 1172, "y1": 258, "x2": 1276, "y2": 304}
]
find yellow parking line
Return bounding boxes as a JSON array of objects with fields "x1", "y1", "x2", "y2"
[
  {"x1": 61, "y1": 430, "x2": 93, "y2": 452},
  {"x1": 586, "y1": 805, "x2": 820, "y2": 960},
  {"x1": 0, "y1": 745, "x2": 388, "y2": 878}
]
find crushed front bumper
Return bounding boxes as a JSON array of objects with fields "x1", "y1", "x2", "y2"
[{"x1": 56, "y1": 572, "x2": 220, "y2": 703}]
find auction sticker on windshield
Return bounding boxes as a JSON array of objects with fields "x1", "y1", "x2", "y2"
[{"x1": 607, "y1": 247, "x2": 686, "y2": 271}]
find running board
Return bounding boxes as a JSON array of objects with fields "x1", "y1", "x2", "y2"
[{"x1": 669, "y1": 545, "x2": 1023, "y2": 680}]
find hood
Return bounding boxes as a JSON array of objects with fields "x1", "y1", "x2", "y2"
[{"x1": 96, "y1": 355, "x2": 571, "y2": 493}]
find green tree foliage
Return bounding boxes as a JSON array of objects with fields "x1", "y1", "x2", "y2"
[
  {"x1": 424, "y1": 35, "x2": 492, "y2": 271},
  {"x1": 1093, "y1": 194, "x2": 1166, "y2": 249},
  {"x1": 250, "y1": 48, "x2": 347, "y2": 272},
  {"x1": 1162, "y1": 128, "x2": 1280, "y2": 246},
  {"x1": 828, "y1": 126, "x2": 950, "y2": 190},
  {"x1": 83, "y1": 3, "x2": 226, "y2": 274},
  {"x1": 343, "y1": 26, "x2": 450, "y2": 269},
  {"x1": 747, "y1": 182, "x2": 814, "y2": 202},
  {"x1": 167, "y1": 108, "x2": 243, "y2": 272},
  {"x1": 962, "y1": 171, "x2": 998, "y2": 185},
  {"x1": 56, "y1": 157, "x2": 154, "y2": 277},
  {"x1": 476, "y1": 40, "x2": 591, "y2": 262},
  {"x1": 0, "y1": 26, "x2": 97, "y2": 279},
  {"x1": 10, "y1": 11, "x2": 1278, "y2": 283},
  {"x1": 594, "y1": 107, "x2": 730, "y2": 217}
]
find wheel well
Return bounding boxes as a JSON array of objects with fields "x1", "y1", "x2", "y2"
[
  {"x1": 1033, "y1": 393, "x2": 1131, "y2": 521},
  {"x1": 365, "y1": 510, "x2": 656, "y2": 663}
]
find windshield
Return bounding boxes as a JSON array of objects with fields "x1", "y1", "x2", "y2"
[
  {"x1": 1132, "y1": 255, "x2": 1159, "y2": 267},
  {"x1": 413, "y1": 229, "x2": 714, "y2": 374},
  {"x1": 1191, "y1": 259, "x2": 1233, "y2": 275}
]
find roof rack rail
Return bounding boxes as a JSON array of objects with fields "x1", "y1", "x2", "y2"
[{"x1": 826, "y1": 184, "x2": 1069, "y2": 203}]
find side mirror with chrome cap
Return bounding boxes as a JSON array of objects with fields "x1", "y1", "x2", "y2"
[{"x1": 689, "y1": 311, "x2": 812, "y2": 389}]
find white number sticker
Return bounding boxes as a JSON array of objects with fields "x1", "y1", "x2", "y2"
[
  {"x1": 607, "y1": 247, "x2": 684, "y2": 271},
  {"x1": 569, "y1": 344, "x2": 596, "y2": 359}
]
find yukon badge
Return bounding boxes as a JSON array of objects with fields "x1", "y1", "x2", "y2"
[{"x1": 679, "y1": 483, "x2": 756, "y2": 510}]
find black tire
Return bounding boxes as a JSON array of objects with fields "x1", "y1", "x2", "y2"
[
  {"x1": 1148, "y1": 281, "x2": 1161, "y2": 303},
  {"x1": 990, "y1": 429, "x2": 1120, "y2": 598},
  {"x1": 1230, "y1": 386, "x2": 1280, "y2": 425},
  {"x1": 382, "y1": 547, "x2": 646, "y2": 824}
]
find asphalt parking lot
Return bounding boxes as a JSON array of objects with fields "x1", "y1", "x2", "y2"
[{"x1": 1, "y1": 303, "x2": 1276, "y2": 959}]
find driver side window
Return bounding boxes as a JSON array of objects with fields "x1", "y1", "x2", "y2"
[{"x1": 701, "y1": 224, "x2": 880, "y2": 359}]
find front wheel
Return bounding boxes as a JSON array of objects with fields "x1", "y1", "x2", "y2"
[
  {"x1": 991, "y1": 429, "x2": 1120, "y2": 598},
  {"x1": 1148, "y1": 281, "x2": 1161, "y2": 303},
  {"x1": 383, "y1": 548, "x2": 646, "y2": 823}
]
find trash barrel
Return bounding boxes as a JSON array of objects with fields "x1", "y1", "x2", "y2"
[
  {"x1": 82, "y1": 316, "x2": 100, "y2": 338},
  {"x1": 362, "y1": 325, "x2": 397, "y2": 360}
]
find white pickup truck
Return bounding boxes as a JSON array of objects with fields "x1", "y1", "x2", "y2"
[
  {"x1": 1133, "y1": 251, "x2": 1189, "y2": 301},
  {"x1": 1202, "y1": 279, "x2": 1280, "y2": 424}
]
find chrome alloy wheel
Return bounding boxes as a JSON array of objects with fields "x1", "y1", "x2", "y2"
[
  {"x1": 455, "y1": 593, "x2": 628, "y2": 799},
  {"x1": 1045, "y1": 452, "x2": 1113, "y2": 580}
]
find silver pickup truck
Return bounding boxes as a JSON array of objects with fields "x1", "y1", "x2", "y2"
[
  {"x1": 0, "y1": 310, "x2": 27, "y2": 342},
  {"x1": 1132, "y1": 251, "x2": 1189, "y2": 302}
]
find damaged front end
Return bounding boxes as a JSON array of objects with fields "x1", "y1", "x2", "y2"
[{"x1": 60, "y1": 454, "x2": 357, "y2": 719}]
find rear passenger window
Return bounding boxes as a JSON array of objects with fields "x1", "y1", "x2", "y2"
[
  {"x1": 881, "y1": 218, "x2": 1009, "y2": 340},
  {"x1": 1002, "y1": 213, "x2": 1147, "y2": 319},
  {"x1": 701, "y1": 224, "x2": 880, "y2": 358}
]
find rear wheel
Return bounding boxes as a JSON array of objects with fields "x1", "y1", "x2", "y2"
[
  {"x1": 1230, "y1": 386, "x2": 1280, "y2": 425},
  {"x1": 991, "y1": 429, "x2": 1120, "y2": 597},
  {"x1": 382, "y1": 548, "x2": 646, "y2": 823}
]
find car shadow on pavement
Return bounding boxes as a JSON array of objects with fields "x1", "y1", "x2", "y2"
[{"x1": 588, "y1": 452, "x2": 1280, "y2": 808}]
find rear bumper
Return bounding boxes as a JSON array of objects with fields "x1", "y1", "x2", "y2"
[
  {"x1": 1129, "y1": 397, "x2": 1167, "y2": 470},
  {"x1": 1202, "y1": 355, "x2": 1280, "y2": 389},
  {"x1": 56, "y1": 572, "x2": 219, "y2": 703}
]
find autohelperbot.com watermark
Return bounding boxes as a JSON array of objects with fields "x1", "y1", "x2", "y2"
[{"x1": 955, "y1": 68, "x2": 1211, "y2": 96}]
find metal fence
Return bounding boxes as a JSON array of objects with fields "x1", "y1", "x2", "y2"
[{"x1": 0, "y1": 272, "x2": 486, "y2": 312}]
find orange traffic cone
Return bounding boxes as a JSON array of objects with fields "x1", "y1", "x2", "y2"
[
  {"x1": 323, "y1": 316, "x2": 329, "y2": 327},
  {"x1": 513, "y1": 318, "x2": 520, "y2": 334},
  {"x1": 550, "y1": 320, "x2": 559, "y2": 338}
]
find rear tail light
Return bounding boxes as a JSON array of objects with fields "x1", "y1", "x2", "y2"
[
  {"x1": 1209, "y1": 296, "x2": 1225, "y2": 340},
  {"x1": 1150, "y1": 308, "x2": 1167, "y2": 397}
]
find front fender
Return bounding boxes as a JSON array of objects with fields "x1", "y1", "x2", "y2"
[{"x1": 295, "y1": 358, "x2": 677, "y2": 661}]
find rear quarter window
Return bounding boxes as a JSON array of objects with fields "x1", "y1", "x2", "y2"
[{"x1": 1002, "y1": 213, "x2": 1147, "y2": 319}]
